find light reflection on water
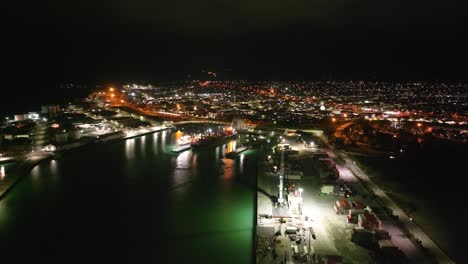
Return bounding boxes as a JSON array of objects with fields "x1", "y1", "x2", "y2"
[
  {"x1": 192, "y1": 152, "x2": 198, "y2": 168},
  {"x1": 140, "y1": 136, "x2": 146, "y2": 157},
  {"x1": 125, "y1": 138, "x2": 135, "y2": 159},
  {"x1": 171, "y1": 150, "x2": 195, "y2": 194},
  {"x1": 239, "y1": 153, "x2": 245, "y2": 174},
  {"x1": 223, "y1": 158, "x2": 234, "y2": 180},
  {"x1": 161, "y1": 130, "x2": 167, "y2": 150},
  {"x1": 30, "y1": 165, "x2": 40, "y2": 185},
  {"x1": 0, "y1": 126, "x2": 256, "y2": 263},
  {"x1": 175, "y1": 149, "x2": 192, "y2": 170},
  {"x1": 50, "y1": 160, "x2": 57, "y2": 175},
  {"x1": 153, "y1": 133, "x2": 159, "y2": 155}
]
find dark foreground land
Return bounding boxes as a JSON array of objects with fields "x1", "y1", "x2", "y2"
[{"x1": 352, "y1": 139, "x2": 467, "y2": 263}]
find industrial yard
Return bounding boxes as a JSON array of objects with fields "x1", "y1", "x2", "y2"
[{"x1": 255, "y1": 131, "x2": 439, "y2": 263}]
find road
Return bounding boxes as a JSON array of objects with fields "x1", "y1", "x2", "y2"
[{"x1": 331, "y1": 148, "x2": 455, "y2": 264}]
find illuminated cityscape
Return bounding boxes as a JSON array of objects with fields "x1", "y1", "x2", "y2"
[
  {"x1": 2, "y1": 0, "x2": 467, "y2": 263},
  {"x1": 0, "y1": 79, "x2": 466, "y2": 263}
]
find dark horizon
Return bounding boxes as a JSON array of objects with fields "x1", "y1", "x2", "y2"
[
  {"x1": 3, "y1": 0, "x2": 467, "y2": 115},
  {"x1": 4, "y1": 0, "x2": 467, "y2": 86}
]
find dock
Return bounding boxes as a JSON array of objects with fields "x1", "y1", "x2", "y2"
[
  {"x1": 225, "y1": 146, "x2": 250, "y2": 158},
  {"x1": 171, "y1": 144, "x2": 192, "y2": 153},
  {"x1": 0, "y1": 157, "x2": 16, "y2": 164},
  {"x1": 0, "y1": 152, "x2": 54, "y2": 200}
]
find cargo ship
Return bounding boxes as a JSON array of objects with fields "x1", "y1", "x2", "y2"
[{"x1": 171, "y1": 135, "x2": 193, "y2": 153}]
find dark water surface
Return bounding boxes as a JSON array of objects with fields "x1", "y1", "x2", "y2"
[{"x1": 0, "y1": 130, "x2": 259, "y2": 263}]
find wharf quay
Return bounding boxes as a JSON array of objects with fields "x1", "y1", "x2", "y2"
[
  {"x1": 0, "y1": 151, "x2": 55, "y2": 200},
  {"x1": 61, "y1": 126, "x2": 170, "y2": 151},
  {"x1": 0, "y1": 126, "x2": 171, "y2": 201},
  {"x1": 225, "y1": 146, "x2": 250, "y2": 159},
  {"x1": 171, "y1": 144, "x2": 192, "y2": 153},
  {"x1": 0, "y1": 156, "x2": 16, "y2": 164},
  {"x1": 122, "y1": 126, "x2": 170, "y2": 140}
]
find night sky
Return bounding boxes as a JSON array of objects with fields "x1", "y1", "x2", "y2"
[{"x1": 3, "y1": 0, "x2": 467, "y2": 95}]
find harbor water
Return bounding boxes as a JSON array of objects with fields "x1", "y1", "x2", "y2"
[{"x1": 0, "y1": 128, "x2": 261, "y2": 263}]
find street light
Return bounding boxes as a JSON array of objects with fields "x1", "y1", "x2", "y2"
[{"x1": 298, "y1": 188, "x2": 303, "y2": 197}]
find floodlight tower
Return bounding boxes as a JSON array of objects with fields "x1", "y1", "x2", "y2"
[{"x1": 278, "y1": 149, "x2": 285, "y2": 206}]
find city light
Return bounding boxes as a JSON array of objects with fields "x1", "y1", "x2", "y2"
[
  {"x1": 0, "y1": 0, "x2": 465, "y2": 255},
  {"x1": 2, "y1": 78, "x2": 464, "y2": 264}
]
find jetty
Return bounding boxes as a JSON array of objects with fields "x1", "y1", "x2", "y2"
[
  {"x1": 171, "y1": 144, "x2": 192, "y2": 153},
  {"x1": 225, "y1": 146, "x2": 250, "y2": 159}
]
